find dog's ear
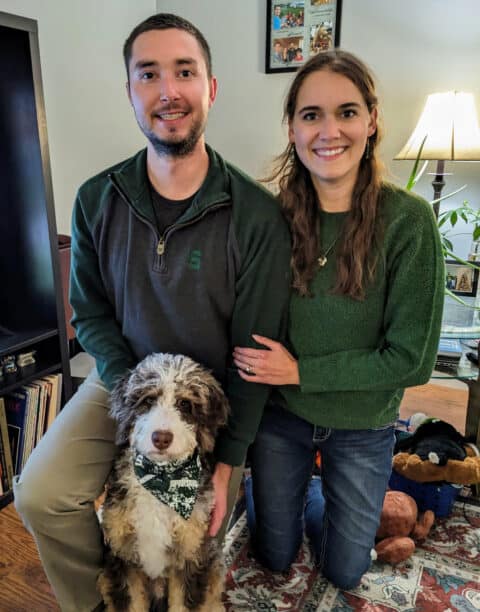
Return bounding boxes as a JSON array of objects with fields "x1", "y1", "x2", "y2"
[
  {"x1": 190, "y1": 376, "x2": 229, "y2": 454},
  {"x1": 109, "y1": 371, "x2": 135, "y2": 445},
  {"x1": 207, "y1": 381, "x2": 229, "y2": 430},
  {"x1": 192, "y1": 378, "x2": 229, "y2": 431}
]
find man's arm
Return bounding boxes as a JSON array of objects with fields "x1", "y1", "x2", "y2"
[
  {"x1": 209, "y1": 462, "x2": 232, "y2": 536},
  {"x1": 70, "y1": 190, "x2": 137, "y2": 390},
  {"x1": 216, "y1": 188, "x2": 291, "y2": 465},
  {"x1": 209, "y1": 189, "x2": 290, "y2": 536}
]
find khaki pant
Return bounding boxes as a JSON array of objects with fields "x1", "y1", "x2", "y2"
[{"x1": 13, "y1": 369, "x2": 243, "y2": 612}]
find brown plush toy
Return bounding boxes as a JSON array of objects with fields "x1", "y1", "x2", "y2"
[
  {"x1": 392, "y1": 444, "x2": 480, "y2": 484},
  {"x1": 373, "y1": 490, "x2": 435, "y2": 564}
]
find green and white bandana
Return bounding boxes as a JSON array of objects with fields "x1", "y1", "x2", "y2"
[{"x1": 133, "y1": 449, "x2": 203, "y2": 519}]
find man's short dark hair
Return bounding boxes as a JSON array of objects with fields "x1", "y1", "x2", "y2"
[{"x1": 123, "y1": 13, "x2": 212, "y2": 79}]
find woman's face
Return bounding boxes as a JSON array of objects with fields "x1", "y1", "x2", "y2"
[{"x1": 288, "y1": 69, "x2": 377, "y2": 194}]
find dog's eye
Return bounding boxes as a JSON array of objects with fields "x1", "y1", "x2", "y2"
[
  {"x1": 143, "y1": 396, "x2": 156, "y2": 407},
  {"x1": 178, "y1": 399, "x2": 192, "y2": 411}
]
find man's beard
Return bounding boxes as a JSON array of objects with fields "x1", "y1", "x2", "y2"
[{"x1": 141, "y1": 116, "x2": 205, "y2": 158}]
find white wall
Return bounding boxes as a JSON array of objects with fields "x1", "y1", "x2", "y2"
[
  {"x1": 157, "y1": 0, "x2": 480, "y2": 258},
  {"x1": 0, "y1": 0, "x2": 154, "y2": 233}
]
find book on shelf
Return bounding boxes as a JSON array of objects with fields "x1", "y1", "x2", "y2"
[
  {"x1": 435, "y1": 337, "x2": 463, "y2": 374},
  {"x1": 4, "y1": 387, "x2": 29, "y2": 475},
  {"x1": 42, "y1": 373, "x2": 62, "y2": 432},
  {"x1": 434, "y1": 358, "x2": 461, "y2": 375},
  {"x1": 34, "y1": 379, "x2": 49, "y2": 444},
  {"x1": 437, "y1": 337, "x2": 463, "y2": 359},
  {"x1": 22, "y1": 383, "x2": 39, "y2": 471},
  {"x1": 0, "y1": 435, "x2": 7, "y2": 493},
  {"x1": 0, "y1": 397, "x2": 14, "y2": 490},
  {"x1": 2, "y1": 374, "x2": 63, "y2": 476}
]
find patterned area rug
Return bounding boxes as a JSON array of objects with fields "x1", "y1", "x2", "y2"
[{"x1": 222, "y1": 501, "x2": 480, "y2": 611}]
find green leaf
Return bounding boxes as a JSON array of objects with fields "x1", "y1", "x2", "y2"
[
  {"x1": 405, "y1": 135, "x2": 427, "y2": 191},
  {"x1": 430, "y1": 184, "x2": 467, "y2": 206},
  {"x1": 445, "y1": 252, "x2": 480, "y2": 270},
  {"x1": 445, "y1": 288, "x2": 480, "y2": 309},
  {"x1": 443, "y1": 238, "x2": 454, "y2": 251},
  {"x1": 411, "y1": 161, "x2": 428, "y2": 187}
]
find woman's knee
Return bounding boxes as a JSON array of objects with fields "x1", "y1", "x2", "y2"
[
  {"x1": 323, "y1": 566, "x2": 362, "y2": 590},
  {"x1": 321, "y1": 547, "x2": 372, "y2": 590},
  {"x1": 322, "y1": 565, "x2": 367, "y2": 590},
  {"x1": 254, "y1": 539, "x2": 301, "y2": 573}
]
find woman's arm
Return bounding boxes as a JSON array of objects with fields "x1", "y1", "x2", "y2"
[{"x1": 233, "y1": 334, "x2": 299, "y2": 385}]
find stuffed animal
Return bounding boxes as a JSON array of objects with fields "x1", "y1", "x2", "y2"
[
  {"x1": 393, "y1": 444, "x2": 480, "y2": 484},
  {"x1": 395, "y1": 418, "x2": 467, "y2": 465},
  {"x1": 393, "y1": 418, "x2": 480, "y2": 484},
  {"x1": 373, "y1": 490, "x2": 435, "y2": 564}
]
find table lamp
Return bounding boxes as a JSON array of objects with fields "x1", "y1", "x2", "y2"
[{"x1": 394, "y1": 91, "x2": 480, "y2": 217}]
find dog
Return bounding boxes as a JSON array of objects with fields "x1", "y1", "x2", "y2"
[{"x1": 97, "y1": 353, "x2": 229, "y2": 611}]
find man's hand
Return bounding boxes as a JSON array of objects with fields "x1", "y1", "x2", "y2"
[{"x1": 209, "y1": 462, "x2": 233, "y2": 537}]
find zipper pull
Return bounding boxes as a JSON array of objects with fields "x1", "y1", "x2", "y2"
[{"x1": 157, "y1": 238, "x2": 165, "y2": 255}]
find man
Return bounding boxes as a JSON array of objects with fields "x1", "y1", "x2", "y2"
[
  {"x1": 13, "y1": 13, "x2": 290, "y2": 612},
  {"x1": 273, "y1": 5, "x2": 282, "y2": 29},
  {"x1": 273, "y1": 41, "x2": 285, "y2": 63},
  {"x1": 286, "y1": 41, "x2": 297, "y2": 62}
]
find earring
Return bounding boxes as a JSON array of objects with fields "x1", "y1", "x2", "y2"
[{"x1": 364, "y1": 138, "x2": 371, "y2": 160}]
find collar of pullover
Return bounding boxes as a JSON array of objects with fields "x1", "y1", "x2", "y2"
[{"x1": 109, "y1": 145, "x2": 231, "y2": 225}]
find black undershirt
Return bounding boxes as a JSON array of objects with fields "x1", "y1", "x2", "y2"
[{"x1": 149, "y1": 183, "x2": 196, "y2": 235}]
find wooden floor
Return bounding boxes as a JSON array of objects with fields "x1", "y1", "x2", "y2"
[
  {"x1": 0, "y1": 502, "x2": 60, "y2": 612},
  {"x1": 0, "y1": 382, "x2": 469, "y2": 612},
  {"x1": 397, "y1": 379, "x2": 468, "y2": 434}
]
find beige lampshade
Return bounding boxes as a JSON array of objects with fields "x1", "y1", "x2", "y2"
[{"x1": 395, "y1": 91, "x2": 480, "y2": 161}]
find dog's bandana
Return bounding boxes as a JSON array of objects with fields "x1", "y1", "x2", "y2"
[{"x1": 133, "y1": 450, "x2": 202, "y2": 519}]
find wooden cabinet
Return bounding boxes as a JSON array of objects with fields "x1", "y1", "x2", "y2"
[{"x1": 0, "y1": 11, "x2": 72, "y2": 507}]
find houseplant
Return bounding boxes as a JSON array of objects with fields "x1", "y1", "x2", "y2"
[{"x1": 405, "y1": 138, "x2": 480, "y2": 307}]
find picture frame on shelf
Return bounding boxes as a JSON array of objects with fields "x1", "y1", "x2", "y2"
[
  {"x1": 445, "y1": 260, "x2": 479, "y2": 297},
  {"x1": 265, "y1": 0, "x2": 342, "y2": 74}
]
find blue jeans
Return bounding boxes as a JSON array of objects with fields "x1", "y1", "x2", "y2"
[{"x1": 245, "y1": 402, "x2": 395, "y2": 590}]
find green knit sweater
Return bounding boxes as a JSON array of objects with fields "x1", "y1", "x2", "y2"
[{"x1": 277, "y1": 183, "x2": 445, "y2": 429}]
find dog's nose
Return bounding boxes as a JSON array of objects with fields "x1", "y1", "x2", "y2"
[{"x1": 151, "y1": 430, "x2": 173, "y2": 450}]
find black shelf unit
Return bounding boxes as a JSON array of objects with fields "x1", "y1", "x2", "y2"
[{"x1": 0, "y1": 11, "x2": 72, "y2": 508}]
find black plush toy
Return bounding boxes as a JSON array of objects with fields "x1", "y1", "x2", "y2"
[{"x1": 395, "y1": 418, "x2": 467, "y2": 466}]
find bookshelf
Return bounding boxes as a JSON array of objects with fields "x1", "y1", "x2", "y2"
[{"x1": 0, "y1": 11, "x2": 72, "y2": 508}]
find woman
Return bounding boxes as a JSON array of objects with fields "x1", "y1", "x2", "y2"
[{"x1": 233, "y1": 50, "x2": 444, "y2": 590}]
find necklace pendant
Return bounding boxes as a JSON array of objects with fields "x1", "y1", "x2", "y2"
[{"x1": 317, "y1": 255, "x2": 327, "y2": 267}]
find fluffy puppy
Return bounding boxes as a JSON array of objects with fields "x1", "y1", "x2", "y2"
[{"x1": 97, "y1": 353, "x2": 229, "y2": 612}]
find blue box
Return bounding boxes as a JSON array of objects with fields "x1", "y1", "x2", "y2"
[{"x1": 389, "y1": 470, "x2": 461, "y2": 518}]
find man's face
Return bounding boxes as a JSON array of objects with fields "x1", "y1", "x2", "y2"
[
  {"x1": 274, "y1": 6, "x2": 281, "y2": 16},
  {"x1": 127, "y1": 28, "x2": 217, "y2": 158}
]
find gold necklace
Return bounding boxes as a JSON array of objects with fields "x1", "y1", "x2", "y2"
[{"x1": 317, "y1": 234, "x2": 340, "y2": 268}]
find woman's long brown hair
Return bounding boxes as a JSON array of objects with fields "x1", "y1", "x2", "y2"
[{"x1": 269, "y1": 50, "x2": 384, "y2": 299}]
